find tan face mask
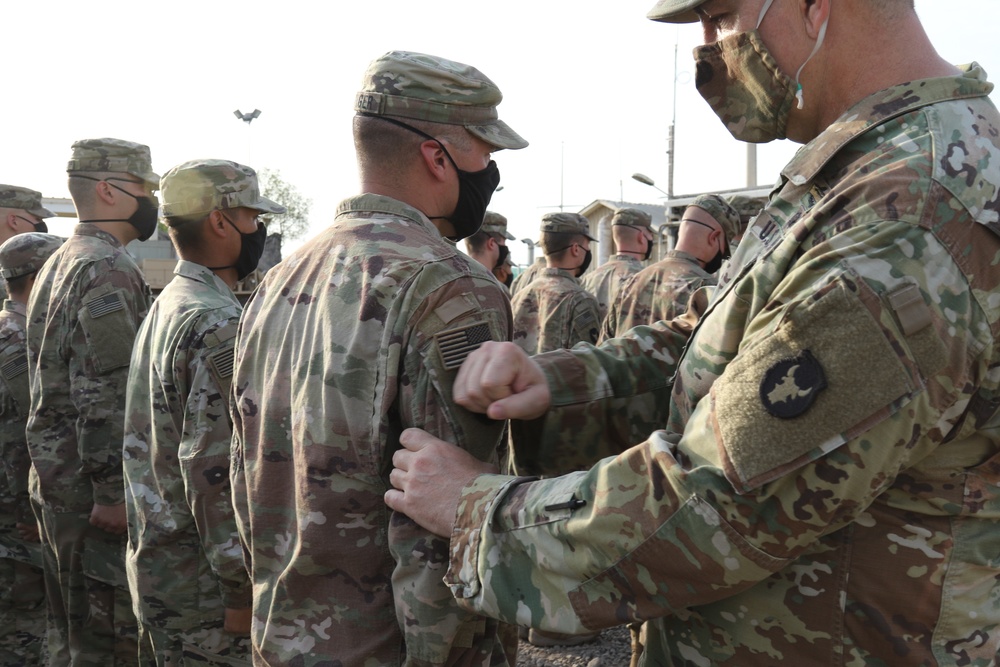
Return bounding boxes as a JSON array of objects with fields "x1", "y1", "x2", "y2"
[{"x1": 693, "y1": 0, "x2": 829, "y2": 143}]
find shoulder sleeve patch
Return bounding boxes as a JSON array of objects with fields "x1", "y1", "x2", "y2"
[
  {"x1": 1, "y1": 355, "x2": 28, "y2": 381},
  {"x1": 573, "y1": 305, "x2": 600, "y2": 344},
  {"x1": 712, "y1": 276, "x2": 917, "y2": 493},
  {"x1": 209, "y1": 346, "x2": 235, "y2": 380},
  {"x1": 0, "y1": 351, "x2": 30, "y2": 414},
  {"x1": 84, "y1": 290, "x2": 125, "y2": 319},
  {"x1": 436, "y1": 321, "x2": 494, "y2": 370},
  {"x1": 434, "y1": 294, "x2": 478, "y2": 325}
]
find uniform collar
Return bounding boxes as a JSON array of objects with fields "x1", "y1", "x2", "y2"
[
  {"x1": 336, "y1": 193, "x2": 443, "y2": 238},
  {"x1": 2, "y1": 299, "x2": 26, "y2": 316},
  {"x1": 173, "y1": 259, "x2": 240, "y2": 300},
  {"x1": 782, "y1": 63, "x2": 993, "y2": 186},
  {"x1": 542, "y1": 267, "x2": 581, "y2": 283},
  {"x1": 73, "y1": 223, "x2": 125, "y2": 248}
]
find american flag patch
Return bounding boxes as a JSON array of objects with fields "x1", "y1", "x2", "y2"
[
  {"x1": 85, "y1": 292, "x2": 125, "y2": 318},
  {"x1": 1, "y1": 356, "x2": 27, "y2": 380},
  {"x1": 436, "y1": 322, "x2": 493, "y2": 371},
  {"x1": 209, "y1": 347, "x2": 235, "y2": 379}
]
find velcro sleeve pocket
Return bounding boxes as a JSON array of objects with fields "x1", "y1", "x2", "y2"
[
  {"x1": 711, "y1": 275, "x2": 930, "y2": 494},
  {"x1": 78, "y1": 285, "x2": 135, "y2": 374}
]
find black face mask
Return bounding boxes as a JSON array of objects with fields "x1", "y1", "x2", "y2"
[
  {"x1": 503, "y1": 272, "x2": 514, "y2": 289},
  {"x1": 642, "y1": 234, "x2": 653, "y2": 261},
  {"x1": 73, "y1": 175, "x2": 160, "y2": 241},
  {"x1": 578, "y1": 248, "x2": 592, "y2": 276},
  {"x1": 494, "y1": 244, "x2": 510, "y2": 271},
  {"x1": 361, "y1": 115, "x2": 500, "y2": 241},
  {"x1": 208, "y1": 213, "x2": 267, "y2": 280},
  {"x1": 703, "y1": 248, "x2": 725, "y2": 275},
  {"x1": 16, "y1": 216, "x2": 47, "y2": 234}
]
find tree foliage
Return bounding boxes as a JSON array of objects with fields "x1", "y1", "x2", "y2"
[{"x1": 258, "y1": 168, "x2": 312, "y2": 241}]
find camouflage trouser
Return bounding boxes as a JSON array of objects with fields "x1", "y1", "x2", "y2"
[
  {"x1": 37, "y1": 507, "x2": 138, "y2": 666},
  {"x1": 137, "y1": 623, "x2": 250, "y2": 667},
  {"x1": 0, "y1": 556, "x2": 47, "y2": 666}
]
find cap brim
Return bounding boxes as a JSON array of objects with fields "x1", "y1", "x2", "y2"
[
  {"x1": 138, "y1": 171, "x2": 161, "y2": 190},
  {"x1": 247, "y1": 196, "x2": 287, "y2": 215},
  {"x1": 646, "y1": 0, "x2": 703, "y2": 23},
  {"x1": 501, "y1": 230, "x2": 515, "y2": 240},
  {"x1": 29, "y1": 206, "x2": 56, "y2": 219},
  {"x1": 467, "y1": 119, "x2": 528, "y2": 151}
]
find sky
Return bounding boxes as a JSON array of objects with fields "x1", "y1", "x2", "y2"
[{"x1": 4, "y1": 1, "x2": 999, "y2": 266}]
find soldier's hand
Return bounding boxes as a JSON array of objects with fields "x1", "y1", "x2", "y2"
[
  {"x1": 16, "y1": 522, "x2": 40, "y2": 542},
  {"x1": 454, "y1": 341, "x2": 551, "y2": 420},
  {"x1": 385, "y1": 428, "x2": 497, "y2": 538},
  {"x1": 224, "y1": 607, "x2": 253, "y2": 635},
  {"x1": 90, "y1": 502, "x2": 128, "y2": 535}
]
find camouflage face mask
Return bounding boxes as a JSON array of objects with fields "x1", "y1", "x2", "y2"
[{"x1": 692, "y1": 0, "x2": 827, "y2": 143}]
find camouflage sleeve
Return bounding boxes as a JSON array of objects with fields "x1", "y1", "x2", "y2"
[
  {"x1": 445, "y1": 231, "x2": 991, "y2": 634},
  {"x1": 0, "y1": 336, "x2": 32, "y2": 524},
  {"x1": 73, "y1": 269, "x2": 149, "y2": 506},
  {"x1": 598, "y1": 273, "x2": 635, "y2": 344},
  {"x1": 509, "y1": 320, "x2": 687, "y2": 465},
  {"x1": 568, "y1": 292, "x2": 600, "y2": 347},
  {"x1": 388, "y1": 269, "x2": 512, "y2": 665},
  {"x1": 180, "y1": 317, "x2": 250, "y2": 609}
]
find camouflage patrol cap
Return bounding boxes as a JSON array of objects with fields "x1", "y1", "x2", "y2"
[
  {"x1": 481, "y1": 211, "x2": 514, "y2": 240},
  {"x1": 0, "y1": 185, "x2": 55, "y2": 218},
  {"x1": 160, "y1": 159, "x2": 286, "y2": 218},
  {"x1": 355, "y1": 51, "x2": 528, "y2": 151},
  {"x1": 67, "y1": 138, "x2": 160, "y2": 189},
  {"x1": 689, "y1": 194, "x2": 741, "y2": 242},
  {"x1": 0, "y1": 232, "x2": 64, "y2": 280},
  {"x1": 646, "y1": 0, "x2": 704, "y2": 23},
  {"x1": 612, "y1": 208, "x2": 653, "y2": 230},
  {"x1": 540, "y1": 212, "x2": 597, "y2": 241}
]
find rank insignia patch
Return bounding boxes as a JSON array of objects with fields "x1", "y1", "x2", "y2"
[{"x1": 759, "y1": 349, "x2": 827, "y2": 419}]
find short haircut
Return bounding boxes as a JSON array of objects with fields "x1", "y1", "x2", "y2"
[
  {"x1": 165, "y1": 213, "x2": 209, "y2": 255},
  {"x1": 540, "y1": 231, "x2": 586, "y2": 261},
  {"x1": 353, "y1": 115, "x2": 473, "y2": 181},
  {"x1": 67, "y1": 170, "x2": 122, "y2": 211},
  {"x1": 465, "y1": 229, "x2": 495, "y2": 254},
  {"x1": 870, "y1": 0, "x2": 914, "y2": 16},
  {"x1": 5, "y1": 272, "x2": 33, "y2": 296},
  {"x1": 611, "y1": 224, "x2": 639, "y2": 248}
]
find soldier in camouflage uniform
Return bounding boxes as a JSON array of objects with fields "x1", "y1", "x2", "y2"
[
  {"x1": 123, "y1": 160, "x2": 284, "y2": 666},
  {"x1": 27, "y1": 138, "x2": 159, "y2": 666},
  {"x1": 0, "y1": 186, "x2": 57, "y2": 303},
  {"x1": 510, "y1": 213, "x2": 601, "y2": 356},
  {"x1": 492, "y1": 252, "x2": 515, "y2": 293},
  {"x1": 509, "y1": 253, "x2": 544, "y2": 296},
  {"x1": 580, "y1": 208, "x2": 653, "y2": 320},
  {"x1": 601, "y1": 194, "x2": 740, "y2": 341},
  {"x1": 386, "y1": 2, "x2": 1000, "y2": 665},
  {"x1": 229, "y1": 50, "x2": 526, "y2": 666},
  {"x1": 0, "y1": 233, "x2": 64, "y2": 666},
  {"x1": 465, "y1": 210, "x2": 514, "y2": 279}
]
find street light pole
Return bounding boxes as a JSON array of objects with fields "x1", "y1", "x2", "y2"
[
  {"x1": 631, "y1": 173, "x2": 670, "y2": 198},
  {"x1": 234, "y1": 109, "x2": 262, "y2": 164}
]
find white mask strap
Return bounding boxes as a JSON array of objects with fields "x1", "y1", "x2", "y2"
[
  {"x1": 794, "y1": 11, "x2": 830, "y2": 109},
  {"x1": 755, "y1": 0, "x2": 776, "y2": 28}
]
